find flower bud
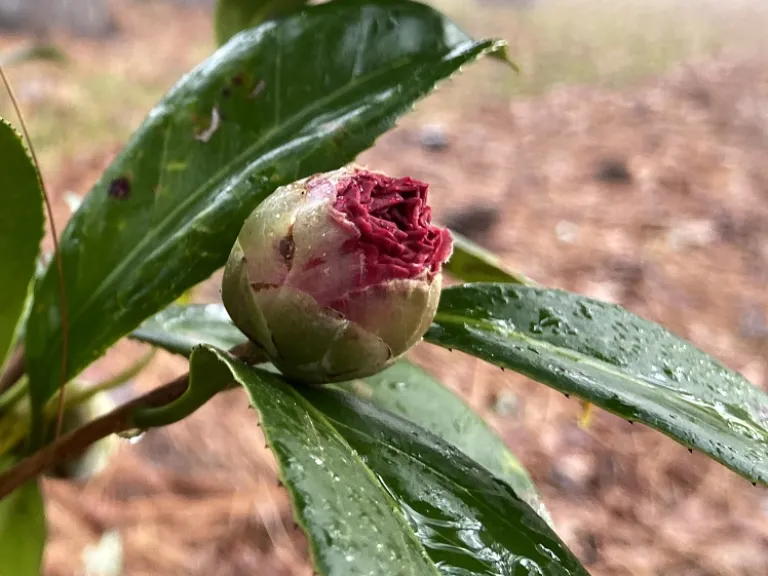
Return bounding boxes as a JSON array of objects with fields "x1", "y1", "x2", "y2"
[{"x1": 222, "y1": 166, "x2": 453, "y2": 383}]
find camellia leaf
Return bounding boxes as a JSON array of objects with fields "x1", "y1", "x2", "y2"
[
  {"x1": 190, "y1": 345, "x2": 589, "y2": 575},
  {"x1": 131, "y1": 303, "x2": 246, "y2": 356},
  {"x1": 426, "y1": 283, "x2": 768, "y2": 485},
  {"x1": 0, "y1": 457, "x2": 46, "y2": 576},
  {"x1": 215, "y1": 0, "x2": 309, "y2": 46},
  {"x1": 25, "y1": 0, "x2": 505, "y2": 440},
  {"x1": 0, "y1": 119, "x2": 44, "y2": 370},
  {"x1": 129, "y1": 305, "x2": 551, "y2": 522},
  {"x1": 335, "y1": 360, "x2": 553, "y2": 526},
  {"x1": 445, "y1": 230, "x2": 534, "y2": 284}
]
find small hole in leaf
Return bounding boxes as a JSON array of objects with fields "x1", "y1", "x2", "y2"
[
  {"x1": 194, "y1": 106, "x2": 221, "y2": 142},
  {"x1": 108, "y1": 176, "x2": 131, "y2": 199},
  {"x1": 249, "y1": 79, "x2": 266, "y2": 99}
]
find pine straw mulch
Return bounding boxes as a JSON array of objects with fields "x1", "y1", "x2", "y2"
[{"x1": 15, "y1": 5, "x2": 768, "y2": 575}]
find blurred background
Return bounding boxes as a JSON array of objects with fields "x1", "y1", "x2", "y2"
[{"x1": 2, "y1": 0, "x2": 768, "y2": 574}]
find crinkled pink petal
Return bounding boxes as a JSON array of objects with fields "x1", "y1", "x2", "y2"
[{"x1": 330, "y1": 169, "x2": 453, "y2": 291}]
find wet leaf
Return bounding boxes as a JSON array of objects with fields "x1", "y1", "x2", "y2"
[
  {"x1": 0, "y1": 119, "x2": 44, "y2": 370},
  {"x1": 336, "y1": 360, "x2": 553, "y2": 526},
  {"x1": 426, "y1": 283, "x2": 768, "y2": 485},
  {"x1": 131, "y1": 303, "x2": 246, "y2": 355},
  {"x1": 215, "y1": 0, "x2": 309, "y2": 46},
  {"x1": 25, "y1": 0, "x2": 504, "y2": 439},
  {"x1": 130, "y1": 305, "x2": 550, "y2": 521},
  {"x1": 446, "y1": 230, "x2": 534, "y2": 284},
  {"x1": 0, "y1": 457, "x2": 46, "y2": 576},
  {"x1": 191, "y1": 345, "x2": 589, "y2": 575}
]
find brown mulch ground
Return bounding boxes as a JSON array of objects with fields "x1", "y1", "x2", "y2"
[{"x1": 5, "y1": 2, "x2": 768, "y2": 575}]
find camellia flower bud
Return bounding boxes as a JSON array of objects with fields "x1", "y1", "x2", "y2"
[{"x1": 222, "y1": 165, "x2": 453, "y2": 383}]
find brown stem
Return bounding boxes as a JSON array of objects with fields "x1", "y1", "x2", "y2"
[
  {"x1": 0, "y1": 346, "x2": 25, "y2": 395},
  {"x1": 0, "y1": 343, "x2": 255, "y2": 500},
  {"x1": 0, "y1": 373, "x2": 189, "y2": 498}
]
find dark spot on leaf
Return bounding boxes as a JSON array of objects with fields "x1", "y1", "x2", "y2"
[
  {"x1": 232, "y1": 72, "x2": 245, "y2": 86},
  {"x1": 221, "y1": 86, "x2": 231, "y2": 98},
  {"x1": 108, "y1": 176, "x2": 131, "y2": 199},
  {"x1": 279, "y1": 226, "x2": 295, "y2": 266}
]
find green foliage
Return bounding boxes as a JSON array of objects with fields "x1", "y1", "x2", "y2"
[
  {"x1": 130, "y1": 303, "x2": 550, "y2": 520},
  {"x1": 0, "y1": 458, "x2": 45, "y2": 576},
  {"x1": 25, "y1": 0, "x2": 504, "y2": 440},
  {"x1": 336, "y1": 360, "x2": 552, "y2": 525},
  {"x1": 0, "y1": 0, "x2": 764, "y2": 572},
  {"x1": 446, "y1": 230, "x2": 534, "y2": 284},
  {"x1": 132, "y1": 303, "x2": 246, "y2": 355},
  {"x1": 426, "y1": 284, "x2": 768, "y2": 485},
  {"x1": 215, "y1": 0, "x2": 309, "y2": 46},
  {"x1": 191, "y1": 345, "x2": 589, "y2": 575},
  {"x1": 0, "y1": 120, "x2": 44, "y2": 370}
]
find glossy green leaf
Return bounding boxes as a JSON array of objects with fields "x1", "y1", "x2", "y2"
[
  {"x1": 215, "y1": 0, "x2": 309, "y2": 46},
  {"x1": 0, "y1": 457, "x2": 46, "y2": 576},
  {"x1": 446, "y1": 231, "x2": 534, "y2": 284},
  {"x1": 129, "y1": 305, "x2": 551, "y2": 522},
  {"x1": 0, "y1": 120, "x2": 44, "y2": 370},
  {"x1": 192, "y1": 345, "x2": 588, "y2": 575},
  {"x1": 131, "y1": 303, "x2": 246, "y2": 356},
  {"x1": 26, "y1": 0, "x2": 504, "y2": 439},
  {"x1": 335, "y1": 360, "x2": 553, "y2": 526},
  {"x1": 426, "y1": 283, "x2": 768, "y2": 485}
]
